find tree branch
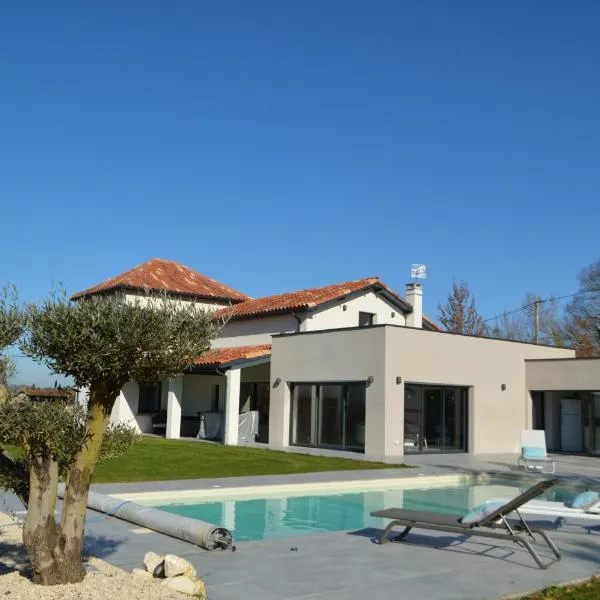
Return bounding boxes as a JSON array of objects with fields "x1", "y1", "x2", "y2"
[{"x1": 0, "y1": 448, "x2": 29, "y2": 507}]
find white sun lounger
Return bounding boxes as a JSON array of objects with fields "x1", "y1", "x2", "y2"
[{"x1": 517, "y1": 430, "x2": 556, "y2": 474}]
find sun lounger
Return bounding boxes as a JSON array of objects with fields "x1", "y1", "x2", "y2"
[
  {"x1": 371, "y1": 478, "x2": 561, "y2": 569},
  {"x1": 517, "y1": 430, "x2": 556, "y2": 474}
]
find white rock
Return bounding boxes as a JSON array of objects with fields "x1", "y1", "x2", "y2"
[
  {"x1": 163, "y1": 554, "x2": 197, "y2": 578},
  {"x1": 143, "y1": 551, "x2": 164, "y2": 574},
  {"x1": 162, "y1": 575, "x2": 207, "y2": 598},
  {"x1": 132, "y1": 568, "x2": 153, "y2": 580}
]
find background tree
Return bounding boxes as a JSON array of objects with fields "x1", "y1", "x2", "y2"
[
  {"x1": 6, "y1": 291, "x2": 218, "y2": 585},
  {"x1": 564, "y1": 257, "x2": 600, "y2": 356},
  {"x1": 489, "y1": 293, "x2": 565, "y2": 346},
  {"x1": 437, "y1": 280, "x2": 485, "y2": 335}
]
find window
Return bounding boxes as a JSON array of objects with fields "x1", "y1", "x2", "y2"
[
  {"x1": 358, "y1": 311, "x2": 375, "y2": 327},
  {"x1": 290, "y1": 382, "x2": 366, "y2": 452},
  {"x1": 138, "y1": 382, "x2": 161, "y2": 413},
  {"x1": 211, "y1": 384, "x2": 220, "y2": 412}
]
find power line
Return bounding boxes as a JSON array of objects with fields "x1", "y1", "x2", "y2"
[{"x1": 483, "y1": 287, "x2": 600, "y2": 325}]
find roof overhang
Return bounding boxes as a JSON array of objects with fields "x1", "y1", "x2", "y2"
[{"x1": 185, "y1": 354, "x2": 271, "y2": 374}]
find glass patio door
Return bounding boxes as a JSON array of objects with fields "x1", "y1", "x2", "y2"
[
  {"x1": 318, "y1": 385, "x2": 344, "y2": 447},
  {"x1": 404, "y1": 385, "x2": 468, "y2": 453},
  {"x1": 290, "y1": 383, "x2": 366, "y2": 452}
]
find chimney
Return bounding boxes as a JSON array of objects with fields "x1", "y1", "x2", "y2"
[{"x1": 405, "y1": 283, "x2": 423, "y2": 328}]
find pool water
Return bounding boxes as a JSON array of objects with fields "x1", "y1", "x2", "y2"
[{"x1": 156, "y1": 479, "x2": 584, "y2": 543}]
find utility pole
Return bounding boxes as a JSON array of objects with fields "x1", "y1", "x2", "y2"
[{"x1": 534, "y1": 297, "x2": 541, "y2": 344}]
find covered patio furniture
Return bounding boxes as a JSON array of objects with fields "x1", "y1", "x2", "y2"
[{"x1": 371, "y1": 478, "x2": 561, "y2": 569}]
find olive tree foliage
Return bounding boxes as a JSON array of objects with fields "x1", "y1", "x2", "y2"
[
  {"x1": 0, "y1": 397, "x2": 138, "y2": 507},
  {"x1": 9, "y1": 291, "x2": 219, "y2": 585},
  {"x1": 437, "y1": 280, "x2": 486, "y2": 336},
  {"x1": 564, "y1": 258, "x2": 600, "y2": 356},
  {"x1": 0, "y1": 285, "x2": 26, "y2": 398}
]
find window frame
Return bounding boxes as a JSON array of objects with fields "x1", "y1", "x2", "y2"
[
  {"x1": 358, "y1": 311, "x2": 375, "y2": 327},
  {"x1": 137, "y1": 381, "x2": 162, "y2": 414}
]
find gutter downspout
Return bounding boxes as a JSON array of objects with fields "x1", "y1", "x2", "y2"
[{"x1": 290, "y1": 311, "x2": 303, "y2": 333}]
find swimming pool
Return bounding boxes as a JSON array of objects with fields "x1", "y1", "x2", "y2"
[{"x1": 150, "y1": 476, "x2": 585, "y2": 542}]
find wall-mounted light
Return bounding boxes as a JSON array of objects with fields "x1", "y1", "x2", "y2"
[
  {"x1": 342, "y1": 304, "x2": 347, "y2": 311},
  {"x1": 273, "y1": 377, "x2": 281, "y2": 388},
  {"x1": 501, "y1": 383, "x2": 507, "y2": 391},
  {"x1": 396, "y1": 376, "x2": 402, "y2": 384},
  {"x1": 366, "y1": 376, "x2": 374, "y2": 387},
  {"x1": 391, "y1": 312, "x2": 396, "y2": 318}
]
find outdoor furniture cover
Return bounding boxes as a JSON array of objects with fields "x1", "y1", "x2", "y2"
[
  {"x1": 197, "y1": 411, "x2": 224, "y2": 440},
  {"x1": 238, "y1": 410, "x2": 259, "y2": 441},
  {"x1": 371, "y1": 478, "x2": 561, "y2": 569}
]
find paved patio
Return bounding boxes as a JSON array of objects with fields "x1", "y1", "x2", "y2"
[{"x1": 2, "y1": 452, "x2": 600, "y2": 599}]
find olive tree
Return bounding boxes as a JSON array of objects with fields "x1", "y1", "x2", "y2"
[
  {"x1": 0, "y1": 285, "x2": 25, "y2": 400},
  {"x1": 14, "y1": 292, "x2": 219, "y2": 585}
]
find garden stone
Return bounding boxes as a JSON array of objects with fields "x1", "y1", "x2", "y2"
[
  {"x1": 164, "y1": 554, "x2": 197, "y2": 578},
  {"x1": 162, "y1": 575, "x2": 207, "y2": 598},
  {"x1": 132, "y1": 568, "x2": 153, "y2": 580},
  {"x1": 143, "y1": 551, "x2": 164, "y2": 574}
]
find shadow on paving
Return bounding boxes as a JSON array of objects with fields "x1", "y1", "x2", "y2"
[
  {"x1": 0, "y1": 534, "x2": 123, "y2": 577},
  {"x1": 0, "y1": 538, "x2": 29, "y2": 576},
  {"x1": 347, "y1": 527, "x2": 563, "y2": 571},
  {"x1": 83, "y1": 534, "x2": 125, "y2": 561}
]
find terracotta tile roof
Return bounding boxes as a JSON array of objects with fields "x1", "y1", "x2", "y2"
[
  {"x1": 20, "y1": 387, "x2": 76, "y2": 401},
  {"x1": 214, "y1": 277, "x2": 412, "y2": 321},
  {"x1": 423, "y1": 317, "x2": 442, "y2": 332},
  {"x1": 72, "y1": 259, "x2": 248, "y2": 302},
  {"x1": 193, "y1": 344, "x2": 271, "y2": 366}
]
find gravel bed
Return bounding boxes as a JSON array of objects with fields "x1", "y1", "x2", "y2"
[{"x1": 0, "y1": 513, "x2": 190, "y2": 599}]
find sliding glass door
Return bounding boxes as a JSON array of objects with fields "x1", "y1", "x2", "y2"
[
  {"x1": 290, "y1": 383, "x2": 366, "y2": 453},
  {"x1": 404, "y1": 384, "x2": 468, "y2": 453}
]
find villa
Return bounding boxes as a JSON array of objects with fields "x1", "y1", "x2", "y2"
[{"x1": 73, "y1": 258, "x2": 600, "y2": 459}]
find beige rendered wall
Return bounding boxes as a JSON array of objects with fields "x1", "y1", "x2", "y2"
[
  {"x1": 269, "y1": 326, "x2": 573, "y2": 458},
  {"x1": 269, "y1": 327, "x2": 389, "y2": 457},
  {"x1": 385, "y1": 327, "x2": 573, "y2": 454},
  {"x1": 526, "y1": 358, "x2": 600, "y2": 391}
]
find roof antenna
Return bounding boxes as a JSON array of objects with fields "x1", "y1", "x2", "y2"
[{"x1": 410, "y1": 264, "x2": 427, "y2": 282}]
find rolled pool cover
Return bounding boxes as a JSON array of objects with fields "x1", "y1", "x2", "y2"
[{"x1": 60, "y1": 488, "x2": 233, "y2": 552}]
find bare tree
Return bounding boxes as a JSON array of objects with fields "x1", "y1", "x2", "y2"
[
  {"x1": 489, "y1": 293, "x2": 565, "y2": 346},
  {"x1": 1, "y1": 291, "x2": 218, "y2": 585},
  {"x1": 437, "y1": 280, "x2": 485, "y2": 335},
  {"x1": 564, "y1": 258, "x2": 600, "y2": 356}
]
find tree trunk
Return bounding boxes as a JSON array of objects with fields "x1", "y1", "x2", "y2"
[
  {"x1": 22, "y1": 456, "x2": 66, "y2": 584},
  {"x1": 58, "y1": 380, "x2": 119, "y2": 583},
  {"x1": 23, "y1": 380, "x2": 120, "y2": 585}
]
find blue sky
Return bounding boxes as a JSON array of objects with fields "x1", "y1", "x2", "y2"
[{"x1": 1, "y1": 1, "x2": 599, "y2": 384}]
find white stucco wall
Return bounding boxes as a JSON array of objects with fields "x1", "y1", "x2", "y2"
[
  {"x1": 181, "y1": 374, "x2": 224, "y2": 416},
  {"x1": 125, "y1": 292, "x2": 231, "y2": 313},
  {"x1": 302, "y1": 291, "x2": 407, "y2": 331},
  {"x1": 213, "y1": 314, "x2": 299, "y2": 348},
  {"x1": 212, "y1": 292, "x2": 412, "y2": 349},
  {"x1": 110, "y1": 381, "x2": 154, "y2": 434}
]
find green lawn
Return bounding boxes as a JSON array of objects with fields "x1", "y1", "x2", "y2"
[
  {"x1": 92, "y1": 436, "x2": 406, "y2": 483},
  {"x1": 520, "y1": 578, "x2": 600, "y2": 600}
]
